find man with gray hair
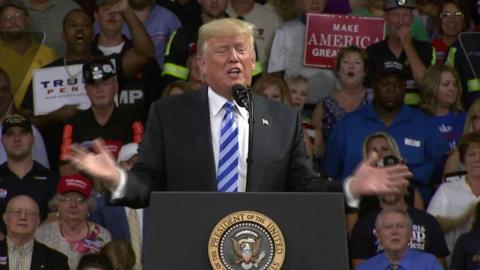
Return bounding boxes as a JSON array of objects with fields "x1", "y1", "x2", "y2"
[
  {"x1": 0, "y1": 195, "x2": 68, "y2": 269},
  {"x1": 356, "y1": 208, "x2": 443, "y2": 270}
]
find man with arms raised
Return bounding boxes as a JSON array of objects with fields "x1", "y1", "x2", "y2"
[{"x1": 68, "y1": 18, "x2": 411, "y2": 208}]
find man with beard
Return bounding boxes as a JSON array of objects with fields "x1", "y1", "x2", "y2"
[
  {"x1": 350, "y1": 184, "x2": 449, "y2": 269},
  {"x1": 0, "y1": 0, "x2": 57, "y2": 108},
  {"x1": 323, "y1": 68, "x2": 449, "y2": 204}
]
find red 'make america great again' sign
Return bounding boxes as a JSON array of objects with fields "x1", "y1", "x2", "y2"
[{"x1": 304, "y1": 13, "x2": 386, "y2": 69}]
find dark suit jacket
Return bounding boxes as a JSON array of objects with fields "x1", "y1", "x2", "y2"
[
  {"x1": 0, "y1": 239, "x2": 68, "y2": 270},
  {"x1": 119, "y1": 88, "x2": 342, "y2": 208}
]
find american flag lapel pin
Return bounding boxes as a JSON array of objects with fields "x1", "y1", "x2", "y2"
[{"x1": 262, "y1": 118, "x2": 269, "y2": 126}]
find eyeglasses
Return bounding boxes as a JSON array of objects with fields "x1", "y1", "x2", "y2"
[
  {"x1": 59, "y1": 196, "x2": 87, "y2": 204},
  {"x1": 0, "y1": 12, "x2": 26, "y2": 22},
  {"x1": 439, "y1": 11, "x2": 464, "y2": 19},
  {"x1": 6, "y1": 208, "x2": 38, "y2": 218}
]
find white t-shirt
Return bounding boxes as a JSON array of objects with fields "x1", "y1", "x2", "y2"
[
  {"x1": 268, "y1": 18, "x2": 338, "y2": 104},
  {"x1": 427, "y1": 179, "x2": 480, "y2": 262}
]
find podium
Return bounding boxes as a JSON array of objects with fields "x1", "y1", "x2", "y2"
[{"x1": 143, "y1": 192, "x2": 349, "y2": 270}]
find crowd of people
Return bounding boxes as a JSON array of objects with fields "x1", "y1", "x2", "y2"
[{"x1": 0, "y1": 0, "x2": 479, "y2": 269}]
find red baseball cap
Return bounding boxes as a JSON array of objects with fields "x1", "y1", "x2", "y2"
[{"x1": 57, "y1": 174, "x2": 92, "y2": 198}]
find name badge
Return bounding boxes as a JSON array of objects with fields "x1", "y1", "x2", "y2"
[{"x1": 404, "y1": 138, "x2": 421, "y2": 147}]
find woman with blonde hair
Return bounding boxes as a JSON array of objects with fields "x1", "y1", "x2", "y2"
[
  {"x1": 419, "y1": 64, "x2": 465, "y2": 151},
  {"x1": 444, "y1": 99, "x2": 480, "y2": 176}
]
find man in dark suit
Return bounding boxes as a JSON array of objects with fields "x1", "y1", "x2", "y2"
[
  {"x1": 68, "y1": 18, "x2": 412, "y2": 208},
  {"x1": 0, "y1": 195, "x2": 68, "y2": 270}
]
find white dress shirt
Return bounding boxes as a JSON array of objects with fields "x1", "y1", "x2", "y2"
[{"x1": 208, "y1": 87, "x2": 249, "y2": 192}]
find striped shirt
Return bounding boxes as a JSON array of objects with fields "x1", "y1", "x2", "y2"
[{"x1": 7, "y1": 237, "x2": 33, "y2": 270}]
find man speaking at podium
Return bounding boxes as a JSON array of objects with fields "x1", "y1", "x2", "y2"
[{"x1": 67, "y1": 18, "x2": 411, "y2": 209}]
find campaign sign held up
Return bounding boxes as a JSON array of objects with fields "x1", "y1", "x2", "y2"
[
  {"x1": 304, "y1": 14, "x2": 385, "y2": 69},
  {"x1": 33, "y1": 65, "x2": 91, "y2": 116}
]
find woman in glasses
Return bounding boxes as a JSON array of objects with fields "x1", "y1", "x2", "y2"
[
  {"x1": 432, "y1": 0, "x2": 471, "y2": 64},
  {"x1": 35, "y1": 174, "x2": 111, "y2": 270}
]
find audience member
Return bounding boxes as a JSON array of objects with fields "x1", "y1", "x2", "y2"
[
  {"x1": 155, "y1": 0, "x2": 201, "y2": 26},
  {"x1": 350, "y1": 0, "x2": 429, "y2": 41},
  {"x1": 324, "y1": 68, "x2": 449, "y2": 203},
  {"x1": 415, "y1": 0, "x2": 441, "y2": 40},
  {"x1": 428, "y1": 131, "x2": 480, "y2": 264},
  {"x1": 94, "y1": 0, "x2": 162, "y2": 123},
  {"x1": 1, "y1": 195, "x2": 69, "y2": 269},
  {"x1": 365, "y1": 0, "x2": 435, "y2": 106},
  {"x1": 419, "y1": 64, "x2": 465, "y2": 150},
  {"x1": 351, "y1": 144, "x2": 448, "y2": 268},
  {"x1": 450, "y1": 202, "x2": 480, "y2": 270},
  {"x1": 268, "y1": 0, "x2": 338, "y2": 105},
  {"x1": 355, "y1": 208, "x2": 443, "y2": 270},
  {"x1": 100, "y1": 240, "x2": 136, "y2": 270},
  {"x1": 161, "y1": 80, "x2": 194, "y2": 97},
  {"x1": 77, "y1": 253, "x2": 113, "y2": 270},
  {"x1": 59, "y1": 58, "x2": 144, "y2": 176},
  {"x1": 286, "y1": 74, "x2": 314, "y2": 158},
  {"x1": 0, "y1": 69, "x2": 50, "y2": 168},
  {"x1": 122, "y1": 0, "x2": 181, "y2": 66},
  {"x1": 21, "y1": 0, "x2": 81, "y2": 54},
  {"x1": 226, "y1": 0, "x2": 283, "y2": 70},
  {"x1": 357, "y1": 132, "x2": 424, "y2": 217},
  {"x1": 432, "y1": 0, "x2": 470, "y2": 64},
  {"x1": 444, "y1": 99, "x2": 480, "y2": 176},
  {"x1": 0, "y1": 114, "x2": 58, "y2": 230},
  {"x1": 20, "y1": 7, "x2": 152, "y2": 171},
  {"x1": 0, "y1": 0, "x2": 57, "y2": 107},
  {"x1": 90, "y1": 143, "x2": 145, "y2": 269},
  {"x1": 252, "y1": 74, "x2": 291, "y2": 105},
  {"x1": 35, "y1": 174, "x2": 111, "y2": 269},
  {"x1": 444, "y1": 29, "x2": 480, "y2": 110},
  {"x1": 310, "y1": 46, "x2": 372, "y2": 163}
]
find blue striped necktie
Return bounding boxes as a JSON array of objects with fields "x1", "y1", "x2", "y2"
[{"x1": 217, "y1": 101, "x2": 238, "y2": 192}]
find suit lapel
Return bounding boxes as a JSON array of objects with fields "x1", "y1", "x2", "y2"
[
  {"x1": 246, "y1": 94, "x2": 272, "y2": 191},
  {"x1": 187, "y1": 89, "x2": 217, "y2": 190},
  {"x1": 0, "y1": 241, "x2": 7, "y2": 270},
  {"x1": 30, "y1": 241, "x2": 46, "y2": 270}
]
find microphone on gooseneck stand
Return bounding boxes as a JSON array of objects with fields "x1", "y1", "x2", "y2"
[
  {"x1": 231, "y1": 84, "x2": 254, "y2": 188},
  {"x1": 231, "y1": 84, "x2": 250, "y2": 111}
]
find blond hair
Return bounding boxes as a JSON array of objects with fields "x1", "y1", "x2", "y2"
[
  {"x1": 197, "y1": 18, "x2": 256, "y2": 58},
  {"x1": 419, "y1": 64, "x2": 463, "y2": 115},
  {"x1": 464, "y1": 99, "x2": 480, "y2": 134},
  {"x1": 362, "y1": 132, "x2": 402, "y2": 160}
]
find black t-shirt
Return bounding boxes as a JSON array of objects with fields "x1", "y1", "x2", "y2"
[
  {"x1": 60, "y1": 107, "x2": 142, "y2": 161},
  {"x1": 0, "y1": 161, "x2": 58, "y2": 231},
  {"x1": 350, "y1": 206, "x2": 450, "y2": 259},
  {"x1": 365, "y1": 38, "x2": 434, "y2": 104},
  {"x1": 450, "y1": 230, "x2": 480, "y2": 270}
]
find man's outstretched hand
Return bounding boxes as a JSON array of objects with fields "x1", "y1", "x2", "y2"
[
  {"x1": 68, "y1": 139, "x2": 121, "y2": 188},
  {"x1": 349, "y1": 152, "x2": 412, "y2": 198}
]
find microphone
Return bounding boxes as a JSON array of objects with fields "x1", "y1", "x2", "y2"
[{"x1": 231, "y1": 84, "x2": 250, "y2": 110}]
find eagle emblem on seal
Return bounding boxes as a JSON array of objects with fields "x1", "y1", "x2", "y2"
[{"x1": 230, "y1": 230, "x2": 266, "y2": 269}]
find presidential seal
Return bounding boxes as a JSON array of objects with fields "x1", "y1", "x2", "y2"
[{"x1": 208, "y1": 211, "x2": 285, "y2": 270}]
